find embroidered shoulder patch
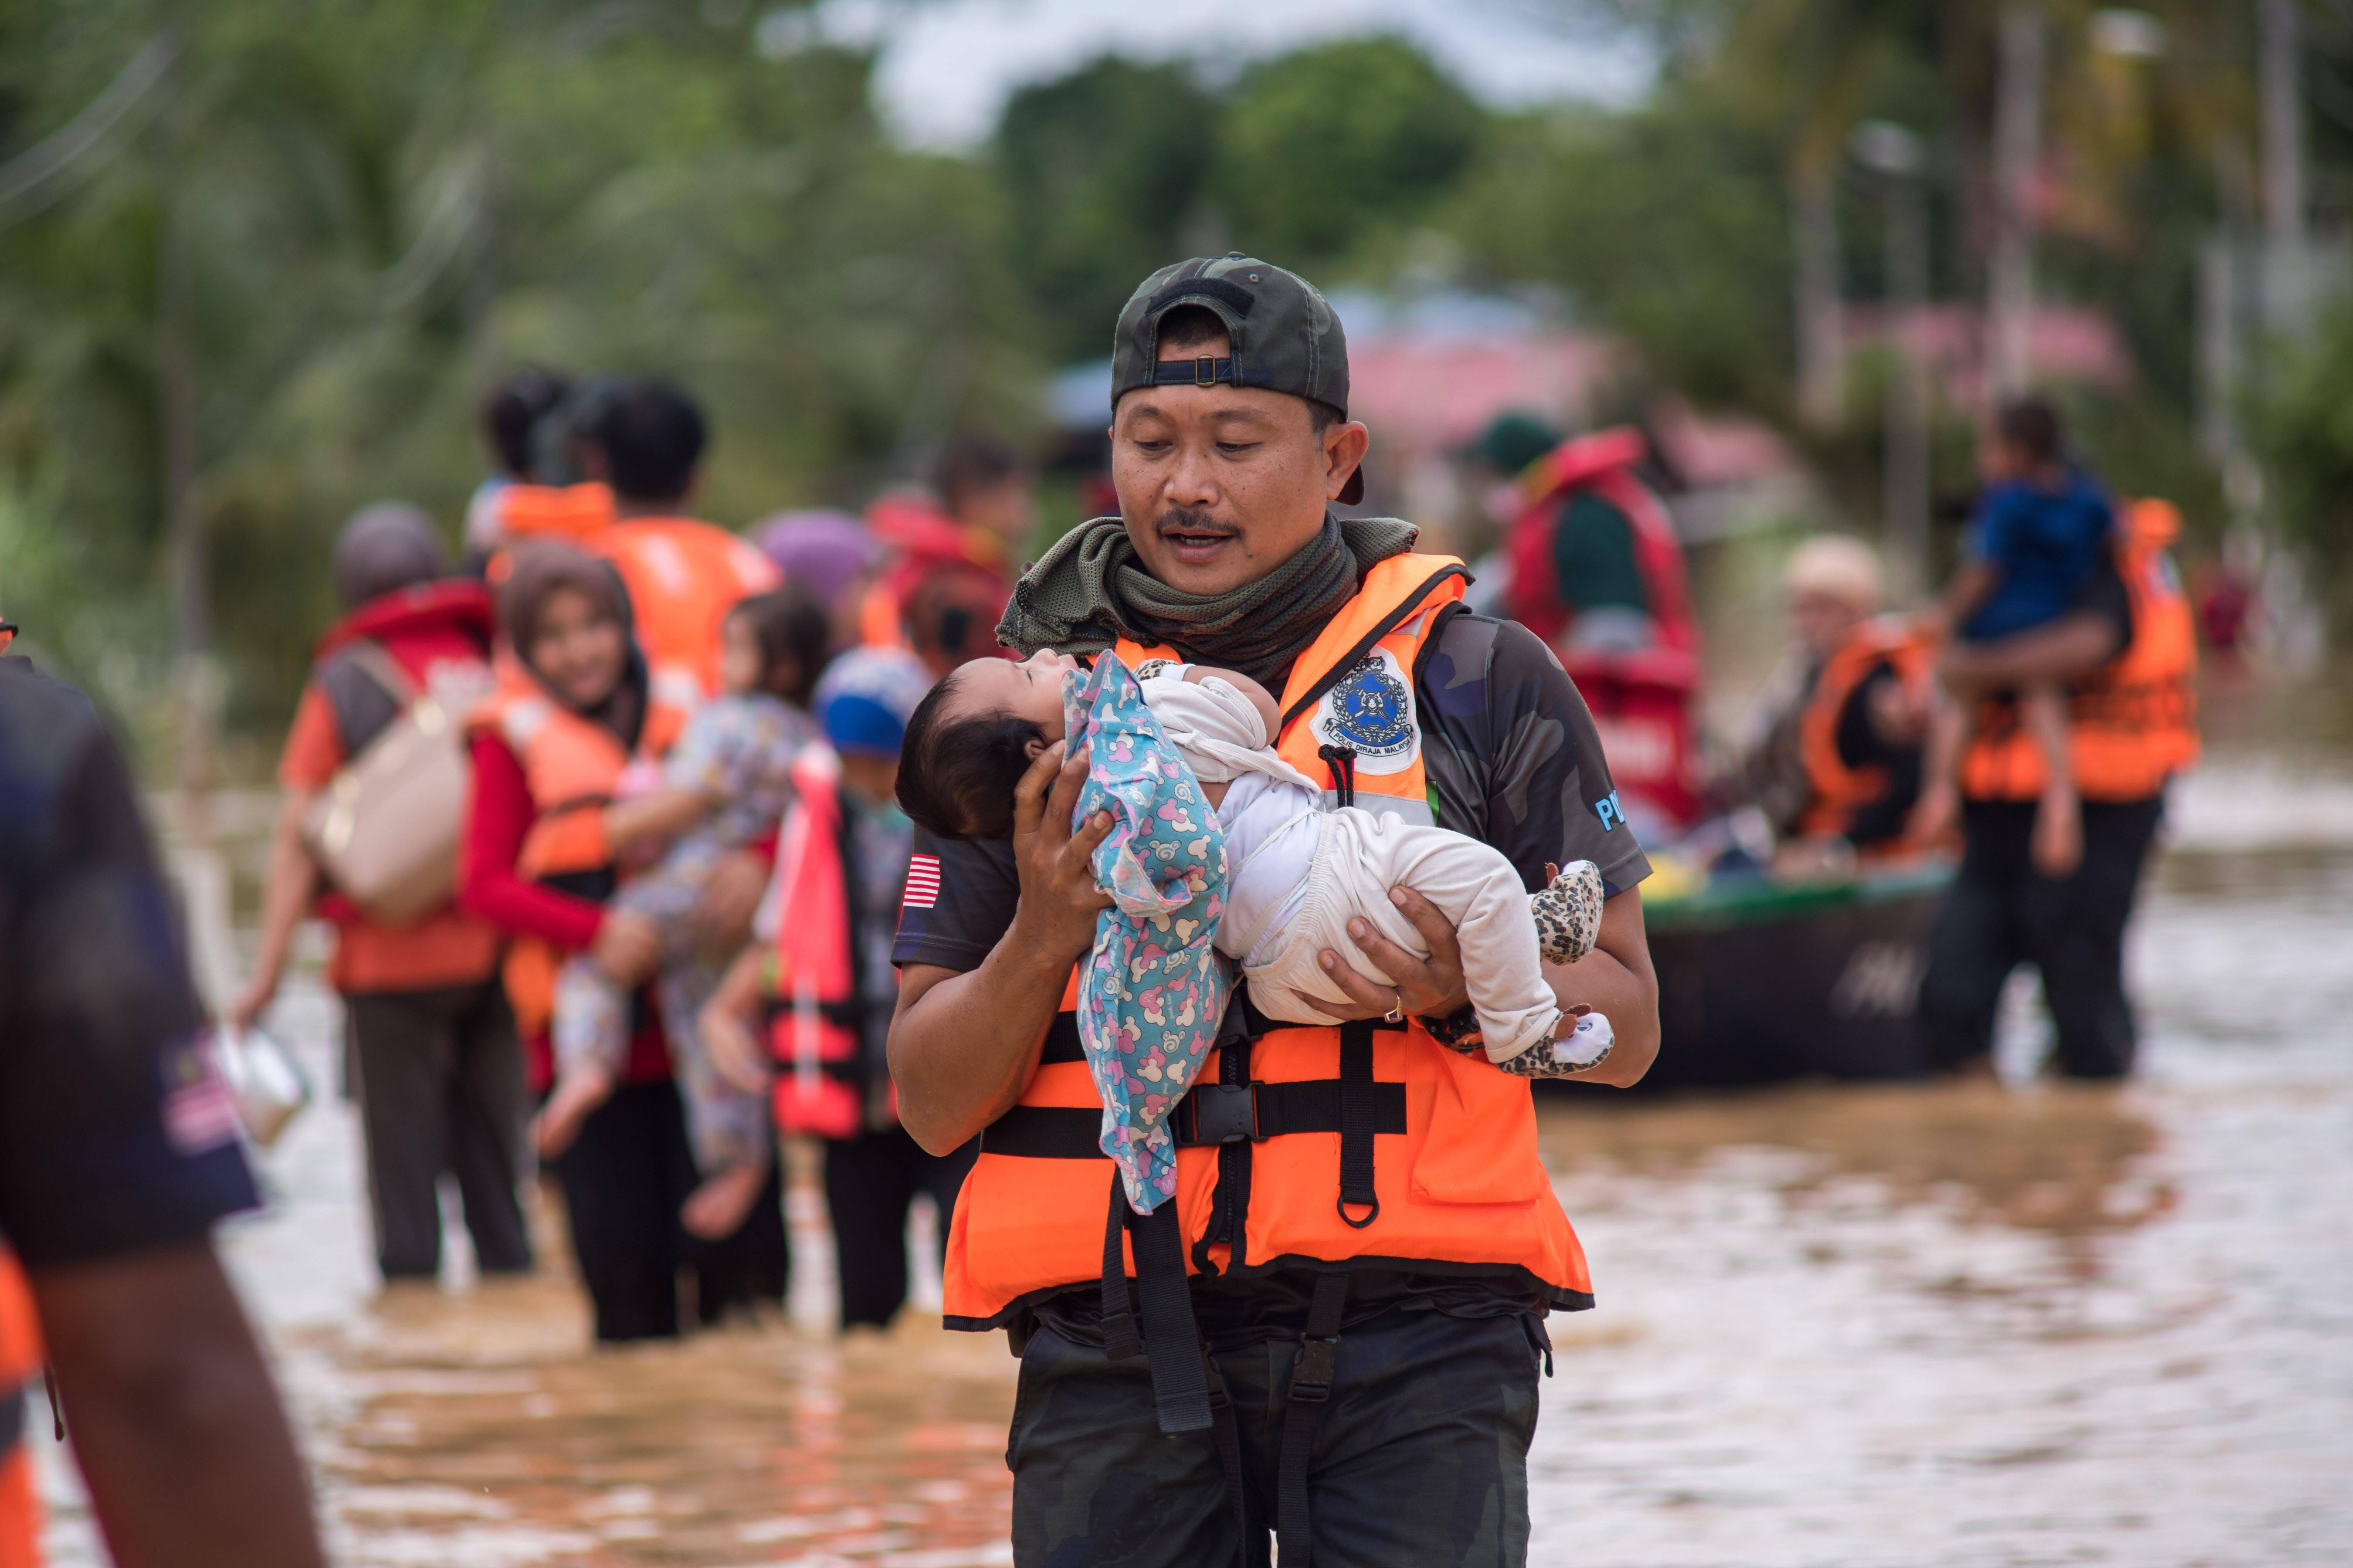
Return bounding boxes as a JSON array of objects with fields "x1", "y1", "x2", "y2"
[{"x1": 1317, "y1": 649, "x2": 1420, "y2": 775}]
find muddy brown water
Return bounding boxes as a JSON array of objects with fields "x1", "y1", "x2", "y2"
[{"x1": 35, "y1": 729, "x2": 2353, "y2": 1565}]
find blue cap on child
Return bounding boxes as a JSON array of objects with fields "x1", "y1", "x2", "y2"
[{"x1": 814, "y1": 647, "x2": 932, "y2": 759}]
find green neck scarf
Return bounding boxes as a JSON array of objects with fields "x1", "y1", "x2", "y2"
[{"x1": 995, "y1": 514, "x2": 1418, "y2": 691}]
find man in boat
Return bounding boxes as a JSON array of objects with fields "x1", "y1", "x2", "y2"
[
  {"x1": 1723, "y1": 535, "x2": 1932, "y2": 860},
  {"x1": 1471, "y1": 410, "x2": 1703, "y2": 834},
  {"x1": 887, "y1": 254, "x2": 1660, "y2": 1566},
  {"x1": 0, "y1": 648, "x2": 324, "y2": 1567},
  {"x1": 1913, "y1": 496, "x2": 2199, "y2": 1079}
]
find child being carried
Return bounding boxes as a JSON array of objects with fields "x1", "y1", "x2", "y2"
[
  {"x1": 897, "y1": 649, "x2": 1612, "y2": 1081},
  {"x1": 536, "y1": 587, "x2": 827, "y2": 1240}
]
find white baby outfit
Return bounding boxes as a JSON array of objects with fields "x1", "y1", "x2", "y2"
[{"x1": 1136, "y1": 665, "x2": 1563, "y2": 1064}]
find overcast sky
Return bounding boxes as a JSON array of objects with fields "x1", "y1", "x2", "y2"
[{"x1": 757, "y1": 0, "x2": 1657, "y2": 149}]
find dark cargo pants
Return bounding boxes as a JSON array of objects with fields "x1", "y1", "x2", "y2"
[
  {"x1": 1008, "y1": 1307, "x2": 1544, "y2": 1568},
  {"x1": 1916, "y1": 794, "x2": 2165, "y2": 1079}
]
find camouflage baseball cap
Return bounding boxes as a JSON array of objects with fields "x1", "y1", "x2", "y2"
[{"x1": 1110, "y1": 253, "x2": 1362, "y2": 505}]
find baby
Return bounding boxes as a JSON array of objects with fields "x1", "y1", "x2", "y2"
[
  {"x1": 537, "y1": 586, "x2": 827, "y2": 1240},
  {"x1": 897, "y1": 648, "x2": 1612, "y2": 1079}
]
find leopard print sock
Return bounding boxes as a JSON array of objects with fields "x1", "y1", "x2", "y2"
[
  {"x1": 1430, "y1": 1020, "x2": 1613, "y2": 1079},
  {"x1": 1529, "y1": 859, "x2": 1604, "y2": 965}
]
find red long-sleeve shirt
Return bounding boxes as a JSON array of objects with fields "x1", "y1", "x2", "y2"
[{"x1": 461, "y1": 730, "x2": 669, "y2": 1087}]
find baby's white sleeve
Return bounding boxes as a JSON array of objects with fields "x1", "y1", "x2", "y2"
[{"x1": 1138, "y1": 669, "x2": 1271, "y2": 783}]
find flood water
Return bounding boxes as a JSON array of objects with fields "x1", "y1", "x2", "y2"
[{"x1": 34, "y1": 674, "x2": 2353, "y2": 1567}]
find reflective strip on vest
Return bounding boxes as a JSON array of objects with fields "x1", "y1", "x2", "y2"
[{"x1": 940, "y1": 552, "x2": 1594, "y2": 1330}]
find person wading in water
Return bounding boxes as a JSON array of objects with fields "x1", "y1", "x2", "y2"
[{"x1": 886, "y1": 254, "x2": 1660, "y2": 1566}]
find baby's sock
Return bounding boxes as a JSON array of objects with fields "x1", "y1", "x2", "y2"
[
  {"x1": 1529, "y1": 859, "x2": 1604, "y2": 965},
  {"x1": 1439, "y1": 1012, "x2": 1616, "y2": 1079}
]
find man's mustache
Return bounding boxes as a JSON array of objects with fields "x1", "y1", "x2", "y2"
[{"x1": 1155, "y1": 508, "x2": 1234, "y2": 537}]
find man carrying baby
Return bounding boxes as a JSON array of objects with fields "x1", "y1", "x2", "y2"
[{"x1": 886, "y1": 254, "x2": 1660, "y2": 1568}]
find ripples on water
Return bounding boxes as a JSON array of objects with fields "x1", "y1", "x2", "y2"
[{"x1": 36, "y1": 768, "x2": 2353, "y2": 1567}]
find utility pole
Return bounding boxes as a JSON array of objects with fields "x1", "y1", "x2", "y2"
[
  {"x1": 155, "y1": 19, "x2": 215, "y2": 822},
  {"x1": 1793, "y1": 163, "x2": 1846, "y2": 430},
  {"x1": 2260, "y1": 0, "x2": 2310, "y2": 329},
  {"x1": 1987, "y1": 2, "x2": 2044, "y2": 406},
  {"x1": 1855, "y1": 121, "x2": 1930, "y2": 597}
]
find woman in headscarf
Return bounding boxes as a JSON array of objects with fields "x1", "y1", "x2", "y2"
[
  {"x1": 458, "y1": 541, "x2": 786, "y2": 1342},
  {"x1": 231, "y1": 502, "x2": 532, "y2": 1286}
]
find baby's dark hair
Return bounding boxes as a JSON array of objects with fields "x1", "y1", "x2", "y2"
[
  {"x1": 728, "y1": 585, "x2": 831, "y2": 708},
  {"x1": 896, "y1": 664, "x2": 1043, "y2": 840}
]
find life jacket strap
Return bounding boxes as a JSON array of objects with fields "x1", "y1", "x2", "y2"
[
  {"x1": 1275, "y1": 1272, "x2": 1352, "y2": 1566},
  {"x1": 1099, "y1": 1173, "x2": 1215, "y2": 1436},
  {"x1": 0, "y1": 1380, "x2": 23, "y2": 1463}
]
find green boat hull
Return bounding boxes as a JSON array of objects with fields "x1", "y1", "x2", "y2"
[{"x1": 1552, "y1": 861, "x2": 1954, "y2": 1093}]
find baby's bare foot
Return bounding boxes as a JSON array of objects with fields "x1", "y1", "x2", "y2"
[{"x1": 681, "y1": 1162, "x2": 770, "y2": 1240}]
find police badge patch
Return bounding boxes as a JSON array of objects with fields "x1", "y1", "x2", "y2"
[{"x1": 1318, "y1": 650, "x2": 1419, "y2": 775}]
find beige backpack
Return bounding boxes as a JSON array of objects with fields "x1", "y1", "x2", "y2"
[{"x1": 300, "y1": 643, "x2": 486, "y2": 925}]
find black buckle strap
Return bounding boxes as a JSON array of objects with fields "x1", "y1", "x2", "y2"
[
  {"x1": 1336, "y1": 1021, "x2": 1380, "y2": 1228},
  {"x1": 1203, "y1": 1356, "x2": 1260, "y2": 1564},
  {"x1": 1193, "y1": 1015, "x2": 1256, "y2": 1278},
  {"x1": 1036, "y1": 1011, "x2": 1084, "y2": 1066},
  {"x1": 1274, "y1": 1273, "x2": 1351, "y2": 1567},
  {"x1": 980, "y1": 1080, "x2": 1407, "y2": 1158},
  {"x1": 1099, "y1": 1173, "x2": 1214, "y2": 1435}
]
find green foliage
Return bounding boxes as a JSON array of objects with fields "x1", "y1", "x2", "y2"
[
  {"x1": 995, "y1": 57, "x2": 1219, "y2": 365},
  {"x1": 0, "y1": 0, "x2": 1038, "y2": 748},
  {"x1": 1211, "y1": 37, "x2": 1484, "y2": 271},
  {"x1": 1441, "y1": 96, "x2": 1792, "y2": 412},
  {"x1": 2249, "y1": 298, "x2": 2353, "y2": 618}
]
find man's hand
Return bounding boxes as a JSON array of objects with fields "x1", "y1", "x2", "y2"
[
  {"x1": 591, "y1": 910, "x2": 661, "y2": 984},
  {"x1": 1009, "y1": 740, "x2": 1115, "y2": 966},
  {"x1": 1318, "y1": 887, "x2": 1471, "y2": 1021},
  {"x1": 688, "y1": 849, "x2": 769, "y2": 953},
  {"x1": 885, "y1": 740, "x2": 1114, "y2": 1155}
]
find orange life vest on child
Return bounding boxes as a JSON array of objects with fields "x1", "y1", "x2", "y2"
[
  {"x1": 1797, "y1": 617, "x2": 1935, "y2": 846},
  {"x1": 941, "y1": 553, "x2": 1595, "y2": 1331},
  {"x1": 1960, "y1": 498, "x2": 2200, "y2": 804},
  {"x1": 0, "y1": 1249, "x2": 43, "y2": 1568},
  {"x1": 766, "y1": 745, "x2": 881, "y2": 1139},
  {"x1": 466, "y1": 655, "x2": 692, "y2": 1039}
]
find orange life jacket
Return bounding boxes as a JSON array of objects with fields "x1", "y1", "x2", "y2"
[
  {"x1": 466, "y1": 655, "x2": 692, "y2": 1039},
  {"x1": 0, "y1": 1249, "x2": 42, "y2": 1568},
  {"x1": 1960, "y1": 498, "x2": 2201, "y2": 804},
  {"x1": 941, "y1": 553, "x2": 1595, "y2": 1333},
  {"x1": 1503, "y1": 427, "x2": 1698, "y2": 654},
  {"x1": 766, "y1": 745, "x2": 882, "y2": 1139},
  {"x1": 1797, "y1": 617, "x2": 1935, "y2": 846},
  {"x1": 582, "y1": 518, "x2": 781, "y2": 697},
  {"x1": 493, "y1": 482, "x2": 619, "y2": 544}
]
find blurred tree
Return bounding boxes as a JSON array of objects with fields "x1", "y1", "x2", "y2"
[
  {"x1": 1212, "y1": 37, "x2": 1485, "y2": 272},
  {"x1": 994, "y1": 56, "x2": 1219, "y2": 365},
  {"x1": 0, "y1": 0, "x2": 1037, "y2": 758}
]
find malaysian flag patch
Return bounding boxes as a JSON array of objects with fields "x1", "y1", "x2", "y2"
[{"x1": 902, "y1": 853, "x2": 941, "y2": 911}]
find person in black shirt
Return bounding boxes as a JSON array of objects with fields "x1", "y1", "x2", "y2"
[
  {"x1": 887, "y1": 256, "x2": 1660, "y2": 1568},
  {"x1": 0, "y1": 652, "x2": 322, "y2": 1568}
]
